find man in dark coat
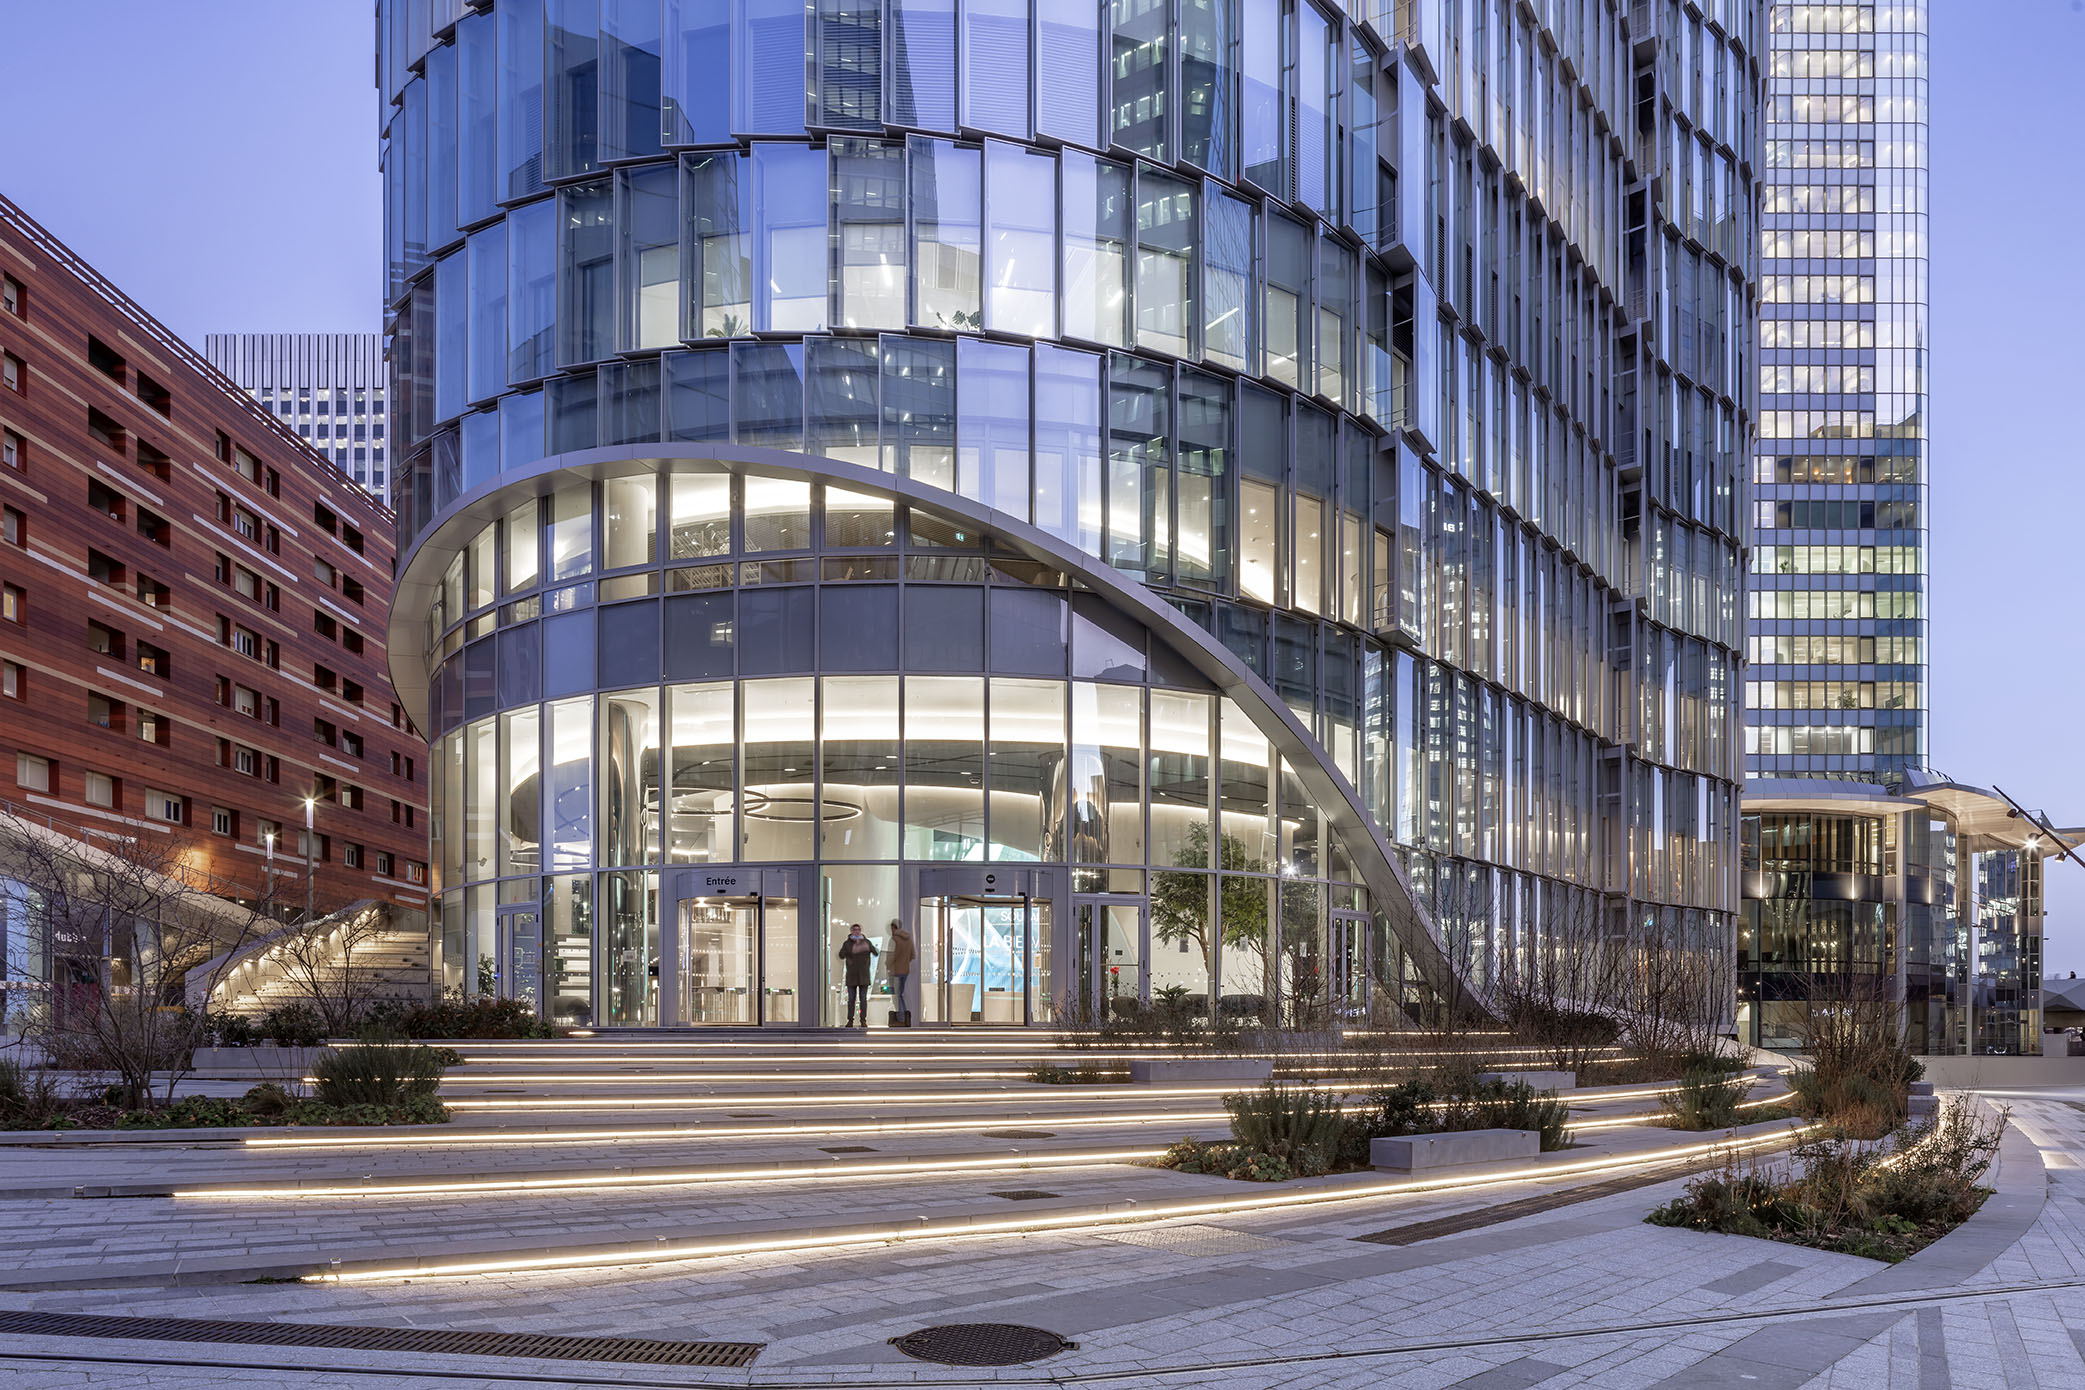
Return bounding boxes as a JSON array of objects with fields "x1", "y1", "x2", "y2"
[{"x1": 837, "y1": 922, "x2": 879, "y2": 1028}]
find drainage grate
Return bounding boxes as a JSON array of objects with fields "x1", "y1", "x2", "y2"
[
  {"x1": 1352, "y1": 1158, "x2": 1727, "y2": 1246},
  {"x1": 820, "y1": 1145, "x2": 877, "y2": 1154},
  {"x1": 890, "y1": 1323, "x2": 1075, "y2": 1367},
  {"x1": 981, "y1": 1129, "x2": 1057, "y2": 1139},
  {"x1": 0, "y1": 1310, "x2": 762, "y2": 1368},
  {"x1": 727, "y1": 1113, "x2": 775, "y2": 1118},
  {"x1": 988, "y1": 1189, "x2": 1061, "y2": 1201}
]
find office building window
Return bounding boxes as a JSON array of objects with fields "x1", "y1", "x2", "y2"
[{"x1": 15, "y1": 753, "x2": 49, "y2": 792}]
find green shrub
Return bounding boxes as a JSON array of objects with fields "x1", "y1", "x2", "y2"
[
  {"x1": 1224, "y1": 1083, "x2": 1343, "y2": 1176},
  {"x1": 0, "y1": 1058, "x2": 64, "y2": 1127},
  {"x1": 1224, "y1": 1151, "x2": 1294, "y2": 1182},
  {"x1": 370, "y1": 995, "x2": 555, "y2": 1039},
  {"x1": 1028, "y1": 1062, "x2": 1125, "y2": 1084},
  {"x1": 1160, "y1": 1137, "x2": 1240, "y2": 1174},
  {"x1": 281, "y1": 1093, "x2": 449, "y2": 1127},
  {"x1": 312, "y1": 1041, "x2": 447, "y2": 1108},
  {"x1": 1336, "y1": 1080, "x2": 1440, "y2": 1167},
  {"x1": 259, "y1": 1004, "x2": 326, "y2": 1048},
  {"x1": 1663, "y1": 1067, "x2": 1754, "y2": 1131},
  {"x1": 1440, "y1": 1077, "x2": 1574, "y2": 1152},
  {"x1": 241, "y1": 1083, "x2": 295, "y2": 1118},
  {"x1": 162, "y1": 1095, "x2": 245, "y2": 1129},
  {"x1": 206, "y1": 1013, "x2": 261, "y2": 1048}
]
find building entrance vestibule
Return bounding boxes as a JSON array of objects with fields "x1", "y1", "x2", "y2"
[
  {"x1": 916, "y1": 867, "x2": 1054, "y2": 1024},
  {"x1": 1074, "y1": 896, "x2": 1148, "y2": 1021},
  {"x1": 662, "y1": 867, "x2": 800, "y2": 1025}
]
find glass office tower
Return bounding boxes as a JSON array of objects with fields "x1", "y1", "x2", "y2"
[
  {"x1": 378, "y1": 1, "x2": 1757, "y2": 1028},
  {"x1": 1747, "y1": 1, "x2": 1927, "y2": 779}
]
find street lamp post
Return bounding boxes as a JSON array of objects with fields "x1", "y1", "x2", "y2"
[
  {"x1": 302, "y1": 796, "x2": 316, "y2": 924},
  {"x1": 263, "y1": 829, "x2": 276, "y2": 919}
]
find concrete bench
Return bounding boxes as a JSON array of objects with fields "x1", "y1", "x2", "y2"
[
  {"x1": 1477, "y1": 1070, "x2": 1575, "y2": 1093},
  {"x1": 1372, "y1": 1128, "x2": 1540, "y2": 1171},
  {"x1": 1127, "y1": 1057, "x2": 1275, "y2": 1084}
]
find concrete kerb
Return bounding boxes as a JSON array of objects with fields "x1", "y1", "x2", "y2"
[{"x1": 1829, "y1": 1090, "x2": 2048, "y2": 1299}]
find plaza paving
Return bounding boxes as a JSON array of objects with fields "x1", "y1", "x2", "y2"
[{"x1": 0, "y1": 1034, "x2": 2074, "y2": 1386}]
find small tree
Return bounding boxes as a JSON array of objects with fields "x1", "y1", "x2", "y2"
[{"x1": 0, "y1": 809, "x2": 265, "y2": 1107}]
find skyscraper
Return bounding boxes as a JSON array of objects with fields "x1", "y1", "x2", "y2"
[
  {"x1": 377, "y1": 0, "x2": 1756, "y2": 1030},
  {"x1": 205, "y1": 333, "x2": 391, "y2": 503},
  {"x1": 1747, "y1": 1, "x2": 1928, "y2": 781}
]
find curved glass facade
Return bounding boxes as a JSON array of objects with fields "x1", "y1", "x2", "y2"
[{"x1": 381, "y1": 0, "x2": 1758, "y2": 1027}]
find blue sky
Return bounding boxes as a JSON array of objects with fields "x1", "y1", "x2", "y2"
[{"x1": 5, "y1": 1, "x2": 2084, "y2": 969}]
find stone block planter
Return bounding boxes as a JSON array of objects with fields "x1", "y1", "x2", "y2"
[
  {"x1": 1477, "y1": 1069, "x2": 1576, "y2": 1092},
  {"x1": 189, "y1": 1045, "x2": 333, "y2": 1079},
  {"x1": 1371, "y1": 1127, "x2": 1540, "y2": 1171},
  {"x1": 1128, "y1": 1057, "x2": 1275, "y2": 1085}
]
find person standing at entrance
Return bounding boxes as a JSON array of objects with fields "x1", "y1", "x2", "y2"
[
  {"x1": 838, "y1": 923, "x2": 879, "y2": 1028},
  {"x1": 886, "y1": 917, "x2": 915, "y2": 1022}
]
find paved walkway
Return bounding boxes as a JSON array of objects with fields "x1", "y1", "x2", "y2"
[{"x1": 0, "y1": 1041, "x2": 2076, "y2": 1386}]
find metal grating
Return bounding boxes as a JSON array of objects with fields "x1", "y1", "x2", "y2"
[
  {"x1": 891, "y1": 1322, "x2": 1075, "y2": 1367},
  {"x1": 0, "y1": 1310, "x2": 763, "y2": 1368},
  {"x1": 988, "y1": 1189, "x2": 1061, "y2": 1201},
  {"x1": 981, "y1": 1129, "x2": 1057, "y2": 1139}
]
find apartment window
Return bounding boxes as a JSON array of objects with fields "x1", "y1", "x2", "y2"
[
  {"x1": 136, "y1": 507, "x2": 170, "y2": 547},
  {"x1": 4, "y1": 353, "x2": 23, "y2": 393},
  {"x1": 147, "y1": 788, "x2": 182, "y2": 823},
  {"x1": 2, "y1": 429, "x2": 21, "y2": 470},
  {"x1": 233, "y1": 447, "x2": 260, "y2": 483},
  {"x1": 214, "y1": 430, "x2": 232, "y2": 463},
  {"x1": 1, "y1": 275, "x2": 21, "y2": 317},
  {"x1": 86, "y1": 407, "x2": 125, "y2": 456},
  {"x1": 2, "y1": 505, "x2": 22, "y2": 546},
  {"x1": 264, "y1": 695, "x2": 280, "y2": 726},
  {"x1": 343, "y1": 842, "x2": 363, "y2": 869},
  {"x1": 343, "y1": 525, "x2": 365, "y2": 555},
  {"x1": 1, "y1": 660, "x2": 19, "y2": 698},
  {"x1": 234, "y1": 685, "x2": 259, "y2": 718},
  {"x1": 135, "y1": 574, "x2": 169, "y2": 608},
  {"x1": 233, "y1": 745, "x2": 259, "y2": 776},
  {"x1": 342, "y1": 679, "x2": 363, "y2": 705},
  {"x1": 234, "y1": 566, "x2": 261, "y2": 601},
  {"x1": 313, "y1": 610, "x2": 337, "y2": 641},
  {"x1": 342, "y1": 731, "x2": 364, "y2": 759},
  {"x1": 314, "y1": 663, "x2": 337, "y2": 692},
  {"x1": 211, "y1": 806, "x2": 235, "y2": 837},
  {"x1": 233, "y1": 626, "x2": 259, "y2": 659},
  {"x1": 256, "y1": 818, "x2": 280, "y2": 849},
  {"x1": 264, "y1": 583, "x2": 280, "y2": 612},
  {"x1": 137, "y1": 711, "x2": 168, "y2": 746},
  {"x1": 87, "y1": 479, "x2": 125, "y2": 522},
  {"x1": 375, "y1": 851, "x2": 394, "y2": 876},
  {"x1": 135, "y1": 372, "x2": 171, "y2": 417},
  {"x1": 3, "y1": 584, "x2": 23, "y2": 622},
  {"x1": 341, "y1": 783, "x2": 364, "y2": 810},
  {"x1": 87, "y1": 694, "x2": 122, "y2": 731},
  {"x1": 314, "y1": 557, "x2": 337, "y2": 587},
  {"x1": 342, "y1": 576, "x2": 366, "y2": 605},
  {"x1": 265, "y1": 524, "x2": 280, "y2": 555},
  {"x1": 87, "y1": 337, "x2": 126, "y2": 384},
  {"x1": 87, "y1": 622, "x2": 123, "y2": 658},
  {"x1": 16, "y1": 753, "x2": 49, "y2": 792},
  {"x1": 342, "y1": 630, "x2": 364, "y2": 655},
  {"x1": 83, "y1": 770, "x2": 116, "y2": 808},
  {"x1": 314, "y1": 717, "x2": 338, "y2": 748},
  {"x1": 233, "y1": 505, "x2": 259, "y2": 541},
  {"x1": 86, "y1": 549, "x2": 124, "y2": 587},
  {"x1": 136, "y1": 641, "x2": 169, "y2": 678},
  {"x1": 264, "y1": 467, "x2": 281, "y2": 498},
  {"x1": 135, "y1": 440, "x2": 171, "y2": 480},
  {"x1": 405, "y1": 861, "x2": 427, "y2": 884}
]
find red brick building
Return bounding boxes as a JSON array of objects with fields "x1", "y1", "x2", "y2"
[{"x1": 0, "y1": 194, "x2": 427, "y2": 916}]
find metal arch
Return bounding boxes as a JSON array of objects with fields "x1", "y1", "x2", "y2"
[{"x1": 388, "y1": 444, "x2": 1489, "y2": 1021}]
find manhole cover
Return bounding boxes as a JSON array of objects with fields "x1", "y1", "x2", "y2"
[
  {"x1": 988, "y1": 1189, "x2": 1060, "y2": 1201},
  {"x1": 820, "y1": 1145, "x2": 877, "y2": 1154},
  {"x1": 890, "y1": 1323, "x2": 1075, "y2": 1367},
  {"x1": 981, "y1": 1129, "x2": 1056, "y2": 1139}
]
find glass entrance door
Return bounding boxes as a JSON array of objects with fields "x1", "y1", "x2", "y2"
[
  {"x1": 668, "y1": 876, "x2": 801, "y2": 1025},
  {"x1": 1330, "y1": 910, "x2": 1370, "y2": 1020},
  {"x1": 495, "y1": 907, "x2": 542, "y2": 1012},
  {"x1": 929, "y1": 895, "x2": 1043, "y2": 1023},
  {"x1": 1076, "y1": 897, "x2": 1147, "y2": 1022},
  {"x1": 679, "y1": 897, "x2": 757, "y2": 1023}
]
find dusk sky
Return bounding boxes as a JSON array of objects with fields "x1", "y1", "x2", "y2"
[{"x1": 4, "y1": 2, "x2": 2082, "y2": 968}]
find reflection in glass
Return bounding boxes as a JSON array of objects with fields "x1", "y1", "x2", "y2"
[
  {"x1": 662, "y1": 0, "x2": 729, "y2": 145},
  {"x1": 558, "y1": 180, "x2": 614, "y2": 366},
  {"x1": 457, "y1": 11, "x2": 498, "y2": 225},
  {"x1": 547, "y1": 696, "x2": 592, "y2": 870},
  {"x1": 543, "y1": 871, "x2": 592, "y2": 1024},
  {"x1": 507, "y1": 199, "x2": 556, "y2": 383},
  {"x1": 1318, "y1": 235, "x2": 1353, "y2": 405},
  {"x1": 961, "y1": 0, "x2": 1028, "y2": 135},
  {"x1": 497, "y1": 0, "x2": 546, "y2": 200},
  {"x1": 1296, "y1": 2, "x2": 1332, "y2": 217},
  {"x1": 550, "y1": 483, "x2": 594, "y2": 580},
  {"x1": 1110, "y1": 0, "x2": 1168, "y2": 161},
  {"x1": 1264, "y1": 213, "x2": 1310, "y2": 388},
  {"x1": 1241, "y1": 0, "x2": 1286, "y2": 194},
  {"x1": 620, "y1": 164, "x2": 680, "y2": 349},
  {"x1": 669, "y1": 472, "x2": 731, "y2": 558},
  {"x1": 889, "y1": 0, "x2": 956, "y2": 131},
  {"x1": 905, "y1": 675, "x2": 985, "y2": 860},
  {"x1": 824, "y1": 486, "x2": 896, "y2": 547},
  {"x1": 1034, "y1": 345, "x2": 1102, "y2": 554},
  {"x1": 1293, "y1": 494, "x2": 1325, "y2": 615},
  {"x1": 958, "y1": 338, "x2": 1030, "y2": 516},
  {"x1": 1149, "y1": 689, "x2": 1212, "y2": 869},
  {"x1": 601, "y1": 868, "x2": 656, "y2": 1024},
  {"x1": 603, "y1": 475, "x2": 657, "y2": 570},
  {"x1": 1176, "y1": 368, "x2": 1230, "y2": 587},
  {"x1": 732, "y1": 341, "x2": 805, "y2": 448},
  {"x1": 1134, "y1": 169, "x2": 1195, "y2": 358},
  {"x1": 1203, "y1": 187, "x2": 1253, "y2": 372},
  {"x1": 741, "y1": 677, "x2": 815, "y2": 860},
  {"x1": 685, "y1": 152, "x2": 751, "y2": 338},
  {"x1": 881, "y1": 336, "x2": 955, "y2": 488},
  {"x1": 1036, "y1": 0, "x2": 1101, "y2": 147},
  {"x1": 754, "y1": 143, "x2": 829, "y2": 332},
  {"x1": 807, "y1": 337, "x2": 881, "y2": 467},
  {"x1": 820, "y1": 675, "x2": 900, "y2": 859},
  {"x1": 1179, "y1": 0, "x2": 1234, "y2": 177},
  {"x1": 466, "y1": 224, "x2": 507, "y2": 404},
  {"x1": 743, "y1": 476, "x2": 811, "y2": 551},
  {"x1": 811, "y1": 0, "x2": 881, "y2": 129},
  {"x1": 833, "y1": 138, "x2": 906, "y2": 330},
  {"x1": 1107, "y1": 354, "x2": 1168, "y2": 577},
  {"x1": 600, "y1": 686, "x2": 660, "y2": 865},
  {"x1": 989, "y1": 678, "x2": 1066, "y2": 862},
  {"x1": 465, "y1": 716, "x2": 497, "y2": 881},
  {"x1": 500, "y1": 706, "x2": 541, "y2": 876},
  {"x1": 435, "y1": 252, "x2": 466, "y2": 424},
  {"x1": 985, "y1": 142, "x2": 1056, "y2": 337},
  {"x1": 505, "y1": 497, "x2": 540, "y2": 593},
  {"x1": 910, "y1": 137, "x2": 981, "y2": 331},
  {"x1": 600, "y1": 0, "x2": 664, "y2": 163},
  {"x1": 1062, "y1": 153, "x2": 1130, "y2": 348},
  {"x1": 668, "y1": 682, "x2": 734, "y2": 860},
  {"x1": 736, "y1": 0, "x2": 809, "y2": 134}
]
